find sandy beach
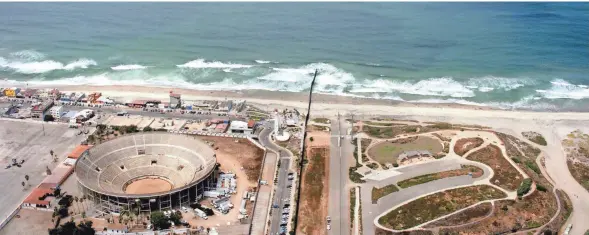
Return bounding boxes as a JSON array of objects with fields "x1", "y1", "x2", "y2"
[{"x1": 21, "y1": 84, "x2": 589, "y2": 122}]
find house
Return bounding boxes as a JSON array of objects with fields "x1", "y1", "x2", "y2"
[
  {"x1": 22, "y1": 188, "x2": 54, "y2": 210},
  {"x1": 169, "y1": 91, "x2": 181, "y2": 109},
  {"x1": 31, "y1": 100, "x2": 54, "y2": 118},
  {"x1": 48, "y1": 106, "x2": 63, "y2": 118},
  {"x1": 49, "y1": 89, "x2": 61, "y2": 100},
  {"x1": 87, "y1": 92, "x2": 102, "y2": 103},
  {"x1": 3, "y1": 87, "x2": 19, "y2": 97},
  {"x1": 229, "y1": 120, "x2": 252, "y2": 134},
  {"x1": 217, "y1": 100, "x2": 233, "y2": 112}
]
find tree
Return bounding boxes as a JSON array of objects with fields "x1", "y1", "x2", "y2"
[
  {"x1": 169, "y1": 211, "x2": 182, "y2": 225},
  {"x1": 74, "y1": 196, "x2": 79, "y2": 214},
  {"x1": 44, "y1": 114, "x2": 55, "y2": 122},
  {"x1": 309, "y1": 137, "x2": 314, "y2": 142},
  {"x1": 25, "y1": 175, "x2": 30, "y2": 186},
  {"x1": 50, "y1": 150, "x2": 54, "y2": 156},
  {"x1": 21, "y1": 181, "x2": 25, "y2": 189},
  {"x1": 150, "y1": 211, "x2": 171, "y2": 230},
  {"x1": 48, "y1": 220, "x2": 95, "y2": 235}
]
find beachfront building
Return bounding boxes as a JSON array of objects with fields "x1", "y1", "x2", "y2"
[
  {"x1": 48, "y1": 106, "x2": 63, "y2": 119},
  {"x1": 229, "y1": 120, "x2": 253, "y2": 134},
  {"x1": 31, "y1": 100, "x2": 54, "y2": 118},
  {"x1": 169, "y1": 91, "x2": 181, "y2": 109},
  {"x1": 217, "y1": 100, "x2": 233, "y2": 112}
]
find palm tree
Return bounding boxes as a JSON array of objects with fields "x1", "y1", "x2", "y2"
[
  {"x1": 24, "y1": 175, "x2": 29, "y2": 187},
  {"x1": 21, "y1": 181, "x2": 25, "y2": 190},
  {"x1": 81, "y1": 195, "x2": 87, "y2": 211},
  {"x1": 74, "y1": 196, "x2": 79, "y2": 214}
]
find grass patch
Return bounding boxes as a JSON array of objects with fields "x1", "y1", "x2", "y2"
[
  {"x1": 367, "y1": 136, "x2": 442, "y2": 165},
  {"x1": 378, "y1": 185, "x2": 506, "y2": 230},
  {"x1": 468, "y1": 145, "x2": 524, "y2": 191},
  {"x1": 397, "y1": 165, "x2": 484, "y2": 189},
  {"x1": 298, "y1": 148, "x2": 328, "y2": 235},
  {"x1": 350, "y1": 188, "x2": 356, "y2": 232},
  {"x1": 366, "y1": 162, "x2": 379, "y2": 169},
  {"x1": 371, "y1": 184, "x2": 399, "y2": 204},
  {"x1": 525, "y1": 160, "x2": 541, "y2": 174},
  {"x1": 363, "y1": 125, "x2": 420, "y2": 139},
  {"x1": 424, "y1": 202, "x2": 493, "y2": 228},
  {"x1": 567, "y1": 160, "x2": 589, "y2": 191},
  {"x1": 522, "y1": 131, "x2": 547, "y2": 146},
  {"x1": 517, "y1": 178, "x2": 532, "y2": 198}
]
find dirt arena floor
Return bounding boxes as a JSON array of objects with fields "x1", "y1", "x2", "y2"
[{"x1": 124, "y1": 178, "x2": 172, "y2": 194}]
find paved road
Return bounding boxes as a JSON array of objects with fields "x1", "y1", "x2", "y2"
[
  {"x1": 258, "y1": 121, "x2": 293, "y2": 235},
  {"x1": 328, "y1": 117, "x2": 353, "y2": 235},
  {"x1": 65, "y1": 105, "x2": 246, "y2": 122},
  {"x1": 360, "y1": 157, "x2": 493, "y2": 234}
]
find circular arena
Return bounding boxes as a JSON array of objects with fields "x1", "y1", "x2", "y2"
[{"x1": 75, "y1": 133, "x2": 217, "y2": 213}]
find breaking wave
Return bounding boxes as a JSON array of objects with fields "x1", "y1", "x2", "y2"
[
  {"x1": 0, "y1": 57, "x2": 97, "y2": 74},
  {"x1": 177, "y1": 59, "x2": 252, "y2": 69},
  {"x1": 111, "y1": 64, "x2": 148, "y2": 71},
  {"x1": 535, "y1": 79, "x2": 589, "y2": 99}
]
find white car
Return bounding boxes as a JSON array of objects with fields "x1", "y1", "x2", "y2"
[{"x1": 327, "y1": 224, "x2": 331, "y2": 230}]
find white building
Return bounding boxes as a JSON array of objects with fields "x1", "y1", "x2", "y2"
[
  {"x1": 228, "y1": 120, "x2": 252, "y2": 134},
  {"x1": 48, "y1": 106, "x2": 63, "y2": 118}
]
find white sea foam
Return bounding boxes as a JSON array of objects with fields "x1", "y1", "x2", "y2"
[
  {"x1": 111, "y1": 64, "x2": 148, "y2": 71},
  {"x1": 0, "y1": 57, "x2": 96, "y2": 74},
  {"x1": 536, "y1": 79, "x2": 589, "y2": 99},
  {"x1": 466, "y1": 76, "x2": 529, "y2": 92},
  {"x1": 254, "y1": 60, "x2": 274, "y2": 64},
  {"x1": 261, "y1": 63, "x2": 356, "y2": 94},
  {"x1": 408, "y1": 98, "x2": 487, "y2": 107},
  {"x1": 177, "y1": 59, "x2": 252, "y2": 69},
  {"x1": 351, "y1": 77, "x2": 475, "y2": 98}
]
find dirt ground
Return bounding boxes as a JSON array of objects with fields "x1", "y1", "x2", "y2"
[
  {"x1": 467, "y1": 144, "x2": 523, "y2": 191},
  {"x1": 124, "y1": 178, "x2": 172, "y2": 194},
  {"x1": 454, "y1": 137, "x2": 484, "y2": 156},
  {"x1": 424, "y1": 202, "x2": 493, "y2": 228},
  {"x1": 297, "y1": 147, "x2": 329, "y2": 235},
  {"x1": 0, "y1": 209, "x2": 54, "y2": 235},
  {"x1": 441, "y1": 190, "x2": 557, "y2": 234},
  {"x1": 378, "y1": 185, "x2": 506, "y2": 230},
  {"x1": 198, "y1": 136, "x2": 264, "y2": 184}
]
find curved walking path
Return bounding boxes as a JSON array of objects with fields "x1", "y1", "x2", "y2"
[{"x1": 360, "y1": 129, "x2": 527, "y2": 234}]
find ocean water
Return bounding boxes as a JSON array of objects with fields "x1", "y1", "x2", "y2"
[{"x1": 0, "y1": 3, "x2": 588, "y2": 111}]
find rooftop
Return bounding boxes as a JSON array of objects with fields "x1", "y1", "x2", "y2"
[
  {"x1": 23, "y1": 188, "x2": 54, "y2": 206},
  {"x1": 68, "y1": 145, "x2": 92, "y2": 159}
]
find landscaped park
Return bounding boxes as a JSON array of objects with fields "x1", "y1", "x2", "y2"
[{"x1": 351, "y1": 119, "x2": 572, "y2": 235}]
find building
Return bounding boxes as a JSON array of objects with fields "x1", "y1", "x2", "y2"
[
  {"x1": 397, "y1": 150, "x2": 433, "y2": 162},
  {"x1": 48, "y1": 106, "x2": 63, "y2": 118},
  {"x1": 229, "y1": 121, "x2": 253, "y2": 134},
  {"x1": 49, "y1": 89, "x2": 61, "y2": 100},
  {"x1": 88, "y1": 92, "x2": 102, "y2": 103},
  {"x1": 68, "y1": 145, "x2": 92, "y2": 159},
  {"x1": 31, "y1": 100, "x2": 54, "y2": 118},
  {"x1": 217, "y1": 100, "x2": 233, "y2": 112},
  {"x1": 75, "y1": 133, "x2": 217, "y2": 213},
  {"x1": 3, "y1": 87, "x2": 19, "y2": 97},
  {"x1": 22, "y1": 188, "x2": 54, "y2": 210},
  {"x1": 169, "y1": 91, "x2": 181, "y2": 109}
]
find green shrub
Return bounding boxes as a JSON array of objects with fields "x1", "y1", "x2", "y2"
[
  {"x1": 309, "y1": 137, "x2": 314, "y2": 142},
  {"x1": 517, "y1": 178, "x2": 533, "y2": 197},
  {"x1": 525, "y1": 160, "x2": 541, "y2": 174},
  {"x1": 511, "y1": 157, "x2": 521, "y2": 163},
  {"x1": 536, "y1": 184, "x2": 547, "y2": 192},
  {"x1": 393, "y1": 163, "x2": 399, "y2": 168}
]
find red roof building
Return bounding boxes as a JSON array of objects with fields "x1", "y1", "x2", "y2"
[
  {"x1": 68, "y1": 145, "x2": 92, "y2": 159},
  {"x1": 23, "y1": 188, "x2": 54, "y2": 208}
]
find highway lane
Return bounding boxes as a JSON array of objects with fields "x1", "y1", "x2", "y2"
[
  {"x1": 328, "y1": 117, "x2": 353, "y2": 235},
  {"x1": 258, "y1": 121, "x2": 293, "y2": 235}
]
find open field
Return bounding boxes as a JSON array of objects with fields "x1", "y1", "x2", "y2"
[
  {"x1": 496, "y1": 132, "x2": 541, "y2": 160},
  {"x1": 397, "y1": 165, "x2": 483, "y2": 189},
  {"x1": 198, "y1": 136, "x2": 264, "y2": 183},
  {"x1": 0, "y1": 207, "x2": 54, "y2": 235},
  {"x1": 378, "y1": 185, "x2": 506, "y2": 230},
  {"x1": 541, "y1": 190, "x2": 573, "y2": 233},
  {"x1": 423, "y1": 202, "x2": 493, "y2": 228},
  {"x1": 297, "y1": 147, "x2": 329, "y2": 235},
  {"x1": 362, "y1": 125, "x2": 418, "y2": 139},
  {"x1": 522, "y1": 131, "x2": 547, "y2": 146},
  {"x1": 441, "y1": 189, "x2": 557, "y2": 234},
  {"x1": 467, "y1": 145, "x2": 523, "y2": 191},
  {"x1": 371, "y1": 185, "x2": 399, "y2": 204},
  {"x1": 367, "y1": 136, "x2": 442, "y2": 165},
  {"x1": 0, "y1": 119, "x2": 88, "y2": 229},
  {"x1": 453, "y1": 137, "x2": 484, "y2": 156}
]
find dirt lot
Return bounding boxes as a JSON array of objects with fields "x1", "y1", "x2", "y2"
[
  {"x1": 441, "y1": 189, "x2": 557, "y2": 234},
  {"x1": 198, "y1": 136, "x2": 264, "y2": 184},
  {"x1": 467, "y1": 145, "x2": 523, "y2": 191},
  {"x1": 378, "y1": 185, "x2": 506, "y2": 230},
  {"x1": 0, "y1": 209, "x2": 54, "y2": 235},
  {"x1": 453, "y1": 137, "x2": 484, "y2": 156},
  {"x1": 423, "y1": 202, "x2": 493, "y2": 228},
  {"x1": 297, "y1": 147, "x2": 329, "y2": 235},
  {"x1": 397, "y1": 165, "x2": 484, "y2": 189},
  {"x1": 367, "y1": 136, "x2": 442, "y2": 165}
]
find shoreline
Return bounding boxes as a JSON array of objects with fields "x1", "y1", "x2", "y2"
[{"x1": 6, "y1": 83, "x2": 589, "y2": 120}]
